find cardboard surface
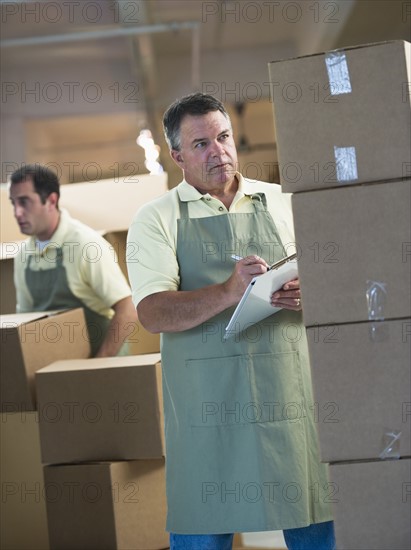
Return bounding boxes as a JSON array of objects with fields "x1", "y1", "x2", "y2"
[
  {"x1": 306, "y1": 319, "x2": 411, "y2": 462},
  {"x1": 59, "y1": 173, "x2": 167, "y2": 233},
  {"x1": 43, "y1": 459, "x2": 168, "y2": 550},
  {"x1": 0, "y1": 252, "x2": 17, "y2": 314},
  {"x1": 126, "y1": 320, "x2": 160, "y2": 356},
  {"x1": 0, "y1": 308, "x2": 90, "y2": 411},
  {"x1": 269, "y1": 40, "x2": 411, "y2": 192},
  {"x1": 0, "y1": 186, "x2": 23, "y2": 244},
  {"x1": 0, "y1": 412, "x2": 50, "y2": 550},
  {"x1": 330, "y1": 459, "x2": 411, "y2": 550},
  {"x1": 292, "y1": 180, "x2": 411, "y2": 327},
  {"x1": 36, "y1": 354, "x2": 165, "y2": 464}
]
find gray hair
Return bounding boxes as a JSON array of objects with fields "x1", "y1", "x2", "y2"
[{"x1": 163, "y1": 92, "x2": 231, "y2": 151}]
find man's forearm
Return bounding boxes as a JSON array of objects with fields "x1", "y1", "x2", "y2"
[
  {"x1": 137, "y1": 255, "x2": 269, "y2": 334},
  {"x1": 95, "y1": 296, "x2": 137, "y2": 357},
  {"x1": 137, "y1": 283, "x2": 236, "y2": 333}
]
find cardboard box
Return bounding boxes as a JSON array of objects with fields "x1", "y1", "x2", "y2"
[
  {"x1": 126, "y1": 319, "x2": 160, "y2": 356},
  {"x1": 58, "y1": 174, "x2": 168, "y2": 233},
  {"x1": 0, "y1": 309, "x2": 90, "y2": 411},
  {"x1": 269, "y1": 40, "x2": 411, "y2": 192},
  {"x1": 292, "y1": 180, "x2": 411, "y2": 327},
  {"x1": 43, "y1": 459, "x2": 168, "y2": 550},
  {"x1": 0, "y1": 247, "x2": 17, "y2": 314},
  {"x1": 330, "y1": 459, "x2": 411, "y2": 550},
  {"x1": 0, "y1": 412, "x2": 49, "y2": 550},
  {"x1": 36, "y1": 354, "x2": 164, "y2": 464},
  {"x1": 306, "y1": 319, "x2": 411, "y2": 462}
]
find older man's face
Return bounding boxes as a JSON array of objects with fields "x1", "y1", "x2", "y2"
[{"x1": 171, "y1": 110, "x2": 238, "y2": 194}]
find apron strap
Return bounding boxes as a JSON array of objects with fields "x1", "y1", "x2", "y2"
[
  {"x1": 179, "y1": 199, "x2": 190, "y2": 220},
  {"x1": 250, "y1": 192, "x2": 285, "y2": 251},
  {"x1": 249, "y1": 192, "x2": 268, "y2": 212},
  {"x1": 55, "y1": 247, "x2": 64, "y2": 266},
  {"x1": 26, "y1": 253, "x2": 34, "y2": 269}
]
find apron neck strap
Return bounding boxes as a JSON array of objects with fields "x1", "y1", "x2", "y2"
[
  {"x1": 179, "y1": 199, "x2": 190, "y2": 219},
  {"x1": 250, "y1": 192, "x2": 268, "y2": 212},
  {"x1": 178, "y1": 192, "x2": 268, "y2": 218}
]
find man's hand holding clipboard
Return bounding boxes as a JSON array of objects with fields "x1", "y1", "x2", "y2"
[{"x1": 224, "y1": 252, "x2": 300, "y2": 339}]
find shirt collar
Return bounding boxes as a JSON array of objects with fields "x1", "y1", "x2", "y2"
[
  {"x1": 176, "y1": 172, "x2": 258, "y2": 202},
  {"x1": 27, "y1": 208, "x2": 71, "y2": 251}
]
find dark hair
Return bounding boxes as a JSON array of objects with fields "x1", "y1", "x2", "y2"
[
  {"x1": 163, "y1": 92, "x2": 231, "y2": 151},
  {"x1": 10, "y1": 164, "x2": 60, "y2": 206}
]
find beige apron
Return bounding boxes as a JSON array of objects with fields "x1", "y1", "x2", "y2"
[{"x1": 161, "y1": 193, "x2": 332, "y2": 534}]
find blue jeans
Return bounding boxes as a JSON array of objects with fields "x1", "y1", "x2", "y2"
[{"x1": 170, "y1": 520, "x2": 336, "y2": 550}]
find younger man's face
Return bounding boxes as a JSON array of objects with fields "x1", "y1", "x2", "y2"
[{"x1": 9, "y1": 178, "x2": 57, "y2": 239}]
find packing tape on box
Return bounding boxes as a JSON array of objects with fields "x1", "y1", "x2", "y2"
[
  {"x1": 379, "y1": 429, "x2": 402, "y2": 459},
  {"x1": 368, "y1": 322, "x2": 389, "y2": 342},
  {"x1": 366, "y1": 280, "x2": 387, "y2": 320},
  {"x1": 334, "y1": 146, "x2": 358, "y2": 182},
  {"x1": 366, "y1": 280, "x2": 388, "y2": 341},
  {"x1": 324, "y1": 51, "x2": 352, "y2": 95},
  {"x1": 326, "y1": 52, "x2": 359, "y2": 184}
]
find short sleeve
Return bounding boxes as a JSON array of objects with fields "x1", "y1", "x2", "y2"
[{"x1": 127, "y1": 205, "x2": 180, "y2": 307}]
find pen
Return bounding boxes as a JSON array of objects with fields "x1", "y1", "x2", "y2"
[
  {"x1": 231, "y1": 252, "x2": 297, "y2": 269},
  {"x1": 268, "y1": 252, "x2": 297, "y2": 271}
]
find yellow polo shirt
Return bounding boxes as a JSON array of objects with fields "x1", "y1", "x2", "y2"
[{"x1": 127, "y1": 174, "x2": 295, "y2": 307}]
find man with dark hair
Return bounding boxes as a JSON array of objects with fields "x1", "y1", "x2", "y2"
[
  {"x1": 9, "y1": 164, "x2": 136, "y2": 357},
  {"x1": 127, "y1": 93, "x2": 335, "y2": 549},
  {"x1": 10, "y1": 164, "x2": 60, "y2": 204}
]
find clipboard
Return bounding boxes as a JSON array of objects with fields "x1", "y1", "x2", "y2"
[{"x1": 224, "y1": 253, "x2": 298, "y2": 339}]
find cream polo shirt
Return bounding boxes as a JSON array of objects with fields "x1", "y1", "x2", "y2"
[
  {"x1": 14, "y1": 209, "x2": 131, "y2": 318},
  {"x1": 127, "y1": 174, "x2": 296, "y2": 307}
]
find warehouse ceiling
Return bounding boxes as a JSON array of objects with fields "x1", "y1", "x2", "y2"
[
  {"x1": 1, "y1": 0, "x2": 410, "y2": 184},
  {"x1": 2, "y1": 0, "x2": 409, "y2": 98}
]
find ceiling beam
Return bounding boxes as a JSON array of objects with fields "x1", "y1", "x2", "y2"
[
  {"x1": 0, "y1": 21, "x2": 199, "y2": 48},
  {"x1": 115, "y1": 0, "x2": 161, "y2": 148}
]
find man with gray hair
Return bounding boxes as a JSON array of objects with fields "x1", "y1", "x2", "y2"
[{"x1": 127, "y1": 93, "x2": 335, "y2": 549}]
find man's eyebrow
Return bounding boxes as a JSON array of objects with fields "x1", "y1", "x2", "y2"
[
  {"x1": 191, "y1": 129, "x2": 231, "y2": 145},
  {"x1": 10, "y1": 194, "x2": 30, "y2": 201}
]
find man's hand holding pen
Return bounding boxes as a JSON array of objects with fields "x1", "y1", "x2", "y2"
[
  {"x1": 230, "y1": 254, "x2": 302, "y2": 312},
  {"x1": 226, "y1": 254, "x2": 268, "y2": 301}
]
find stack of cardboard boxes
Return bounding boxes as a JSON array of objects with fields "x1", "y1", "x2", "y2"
[
  {"x1": 2, "y1": 328, "x2": 168, "y2": 550},
  {"x1": 269, "y1": 40, "x2": 411, "y2": 549},
  {"x1": 0, "y1": 309, "x2": 90, "y2": 550},
  {"x1": 1, "y1": 173, "x2": 169, "y2": 549},
  {"x1": 35, "y1": 354, "x2": 168, "y2": 550}
]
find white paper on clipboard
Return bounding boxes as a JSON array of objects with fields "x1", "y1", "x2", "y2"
[{"x1": 224, "y1": 254, "x2": 298, "y2": 339}]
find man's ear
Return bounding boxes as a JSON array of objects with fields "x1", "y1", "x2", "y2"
[
  {"x1": 171, "y1": 149, "x2": 184, "y2": 168},
  {"x1": 47, "y1": 192, "x2": 59, "y2": 209}
]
